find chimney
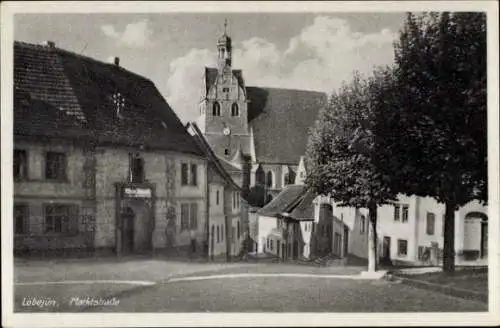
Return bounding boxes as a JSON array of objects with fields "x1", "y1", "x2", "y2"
[
  {"x1": 43, "y1": 40, "x2": 55, "y2": 48},
  {"x1": 114, "y1": 57, "x2": 120, "y2": 66}
]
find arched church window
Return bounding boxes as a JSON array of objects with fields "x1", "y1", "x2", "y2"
[
  {"x1": 231, "y1": 103, "x2": 239, "y2": 116},
  {"x1": 212, "y1": 102, "x2": 221, "y2": 116},
  {"x1": 256, "y1": 167, "x2": 265, "y2": 185},
  {"x1": 266, "y1": 171, "x2": 273, "y2": 188}
]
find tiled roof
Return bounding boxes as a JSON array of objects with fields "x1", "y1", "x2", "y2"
[
  {"x1": 187, "y1": 122, "x2": 242, "y2": 192},
  {"x1": 217, "y1": 156, "x2": 243, "y2": 174},
  {"x1": 258, "y1": 184, "x2": 307, "y2": 217},
  {"x1": 247, "y1": 87, "x2": 327, "y2": 164},
  {"x1": 14, "y1": 41, "x2": 202, "y2": 155},
  {"x1": 289, "y1": 189, "x2": 316, "y2": 221}
]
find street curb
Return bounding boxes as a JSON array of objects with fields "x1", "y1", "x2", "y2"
[{"x1": 388, "y1": 274, "x2": 488, "y2": 304}]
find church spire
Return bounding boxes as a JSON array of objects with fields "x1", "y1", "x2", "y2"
[{"x1": 217, "y1": 19, "x2": 232, "y2": 70}]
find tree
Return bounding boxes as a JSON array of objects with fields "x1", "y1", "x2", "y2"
[
  {"x1": 305, "y1": 71, "x2": 397, "y2": 272},
  {"x1": 383, "y1": 12, "x2": 487, "y2": 272}
]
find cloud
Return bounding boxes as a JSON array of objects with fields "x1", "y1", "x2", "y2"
[
  {"x1": 100, "y1": 19, "x2": 154, "y2": 48},
  {"x1": 165, "y1": 16, "x2": 397, "y2": 123}
]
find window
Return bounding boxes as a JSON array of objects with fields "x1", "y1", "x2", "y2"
[
  {"x1": 398, "y1": 239, "x2": 408, "y2": 256},
  {"x1": 212, "y1": 102, "x2": 221, "y2": 116},
  {"x1": 217, "y1": 225, "x2": 220, "y2": 243},
  {"x1": 221, "y1": 224, "x2": 225, "y2": 242},
  {"x1": 211, "y1": 225, "x2": 215, "y2": 242},
  {"x1": 237, "y1": 221, "x2": 240, "y2": 238},
  {"x1": 45, "y1": 152, "x2": 66, "y2": 180},
  {"x1": 256, "y1": 167, "x2": 265, "y2": 185},
  {"x1": 224, "y1": 149, "x2": 229, "y2": 156},
  {"x1": 402, "y1": 205, "x2": 409, "y2": 222},
  {"x1": 394, "y1": 205, "x2": 400, "y2": 221},
  {"x1": 426, "y1": 212, "x2": 435, "y2": 235},
  {"x1": 190, "y1": 164, "x2": 197, "y2": 186},
  {"x1": 181, "y1": 204, "x2": 190, "y2": 231},
  {"x1": 45, "y1": 204, "x2": 78, "y2": 234},
  {"x1": 270, "y1": 239, "x2": 273, "y2": 250},
  {"x1": 14, "y1": 149, "x2": 28, "y2": 180},
  {"x1": 14, "y1": 204, "x2": 28, "y2": 235},
  {"x1": 223, "y1": 87, "x2": 230, "y2": 93},
  {"x1": 360, "y1": 215, "x2": 366, "y2": 234},
  {"x1": 266, "y1": 171, "x2": 273, "y2": 188},
  {"x1": 181, "y1": 203, "x2": 198, "y2": 231},
  {"x1": 231, "y1": 103, "x2": 239, "y2": 116},
  {"x1": 181, "y1": 163, "x2": 189, "y2": 185},
  {"x1": 284, "y1": 173, "x2": 290, "y2": 186},
  {"x1": 129, "y1": 153, "x2": 144, "y2": 182},
  {"x1": 216, "y1": 190, "x2": 220, "y2": 205},
  {"x1": 341, "y1": 213, "x2": 344, "y2": 221},
  {"x1": 181, "y1": 163, "x2": 197, "y2": 186}
]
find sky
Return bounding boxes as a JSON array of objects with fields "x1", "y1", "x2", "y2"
[{"x1": 14, "y1": 13, "x2": 407, "y2": 123}]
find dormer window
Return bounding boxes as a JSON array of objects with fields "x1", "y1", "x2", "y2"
[
  {"x1": 213, "y1": 102, "x2": 221, "y2": 116},
  {"x1": 112, "y1": 92, "x2": 126, "y2": 119},
  {"x1": 231, "y1": 103, "x2": 239, "y2": 116}
]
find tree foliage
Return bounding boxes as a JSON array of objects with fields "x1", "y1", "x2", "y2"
[
  {"x1": 305, "y1": 71, "x2": 397, "y2": 208},
  {"x1": 381, "y1": 12, "x2": 487, "y2": 272},
  {"x1": 385, "y1": 12, "x2": 487, "y2": 206},
  {"x1": 305, "y1": 70, "x2": 398, "y2": 272}
]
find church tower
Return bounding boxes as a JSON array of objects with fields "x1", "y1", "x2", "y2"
[{"x1": 198, "y1": 20, "x2": 252, "y2": 162}]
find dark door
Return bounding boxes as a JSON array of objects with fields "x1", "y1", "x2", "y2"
[
  {"x1": 382, "y1": 236, "x2": 391, "y2": 260},
  {"x1": 121, "y1": 208, "x2": 135, "y2": 254},
  {"x1": 343, "y1": 226, "x2": 349, "y2": 257},
  {"x1": 277, "y1": 240, "x2": 280, "y2": 257},
  {"x1": 293, "y1": 241, "x2": 299, "y2": 259},
  {"x1": 481, "y1": 221, "x2": 488, "y2": 258}
]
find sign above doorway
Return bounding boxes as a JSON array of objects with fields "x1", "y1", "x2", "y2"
[{"x1": 123, "y1": 187, "x2": 152, "y2": 198}]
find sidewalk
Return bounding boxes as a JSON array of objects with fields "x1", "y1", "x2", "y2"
[{"x1": 388, "y1": 266, "x2": 488, "y2": 303}]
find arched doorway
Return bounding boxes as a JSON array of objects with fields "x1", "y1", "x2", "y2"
[
  {"x1": 121, "y1": 207, "x2": 135, "y2": 254},
  {"x1": 464, "y1": 212, "x2": 488, "y2": 259}
]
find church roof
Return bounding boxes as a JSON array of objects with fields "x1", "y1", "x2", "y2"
[
  {"x1": 247, "y1": 87, "x2": 327, "y2": 164},
  {"x1": 14, "y1": 41, "x2": 203, "y2": 155}
]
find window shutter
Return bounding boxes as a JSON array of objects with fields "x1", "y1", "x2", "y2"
[{"x1": 190, "y1": 203, "x2": 198, "y2": 230}]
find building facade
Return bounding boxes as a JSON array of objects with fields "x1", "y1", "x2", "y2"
[
  {"x1": 187, "y1": 122, "x2": 246, "y2": 260},
  {"x1": 13, "y1": 41, "x2": 212, "y2": 257}
]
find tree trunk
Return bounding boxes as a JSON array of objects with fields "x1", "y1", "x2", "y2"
[
  {"x1": 367, "y1": 204, "x2": 378, "y2": 272},
  {"x1": 443, "y1": 202, "x2": 456, "y2": 273}
]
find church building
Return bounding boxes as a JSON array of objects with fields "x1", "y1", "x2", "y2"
[{"x1": 195, "y1": 25, "x2": 328, "y2": 206}]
